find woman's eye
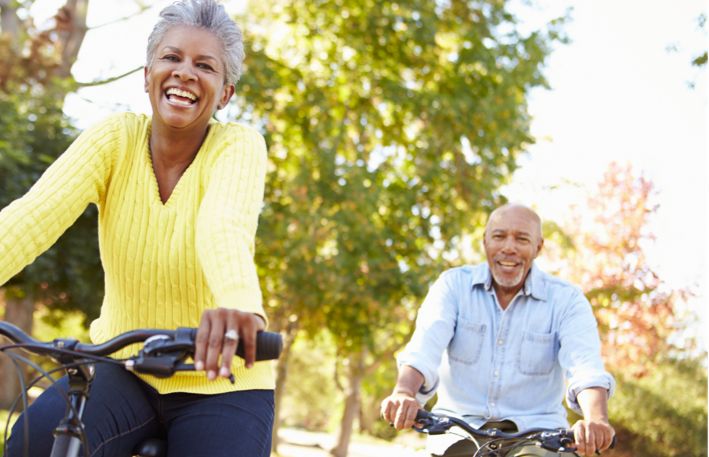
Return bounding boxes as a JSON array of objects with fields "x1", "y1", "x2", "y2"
[
  {"x1": 162, "y1": 54, "x2": 179, "y2": 61},
  {"x1": 197, "y1": 63, "x2": 214, "y2": 71}
]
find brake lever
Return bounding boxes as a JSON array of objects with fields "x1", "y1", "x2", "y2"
[
  {"x1": 126, "y1": 328, "x2": 195, "y2": 378},
  {"x1": 539, "y1": 430, "x2": 576, "y2": 453},
  {"x1": 142, "y1": 328, "x2": 195, "y2": 356},
  {"x1": 414, "y1": 415, "x2": 452, "y2": 435}
]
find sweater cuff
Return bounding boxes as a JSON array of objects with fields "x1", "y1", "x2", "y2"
[{"x1": 217, "y1": 288, "x2": 268, "y2": 327}]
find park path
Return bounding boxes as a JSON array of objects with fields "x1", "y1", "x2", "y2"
[{"x1": 274, "y1": 428, "x2": 427, "y2": 457}]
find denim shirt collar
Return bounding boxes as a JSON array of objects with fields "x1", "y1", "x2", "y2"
[{"x1": 472, "y1": 262, "x2": 547, "y2": 301}]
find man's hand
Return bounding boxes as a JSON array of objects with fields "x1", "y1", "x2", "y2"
[
  {"x1": 571, "y1": 418, "x2": 615, "y2": 455},
  {"x1": 193, "y1": 308, "x2": 265, "y2": 380},
  {"x1": 380, "y1": 390, "x2": 420, "y2": 430},
  {"x1": 380, "y1": 365, "x2": 426, "y2": 430},
  {"x1": 573, "y1": 387, "x2": 615, "y2": 455}
]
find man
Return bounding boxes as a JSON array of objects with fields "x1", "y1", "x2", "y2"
[{"x1": 380, "y1": 204, "x2": 615, "y2": 456}]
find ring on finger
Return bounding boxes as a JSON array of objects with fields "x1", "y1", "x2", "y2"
[{"x1": 224, "y1": 329, "x2": 238, "y2": 341}]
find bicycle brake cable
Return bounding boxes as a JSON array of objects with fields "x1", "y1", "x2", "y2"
[{"x1": 1, "y1": 351, "x2": 96, "y2": 457}]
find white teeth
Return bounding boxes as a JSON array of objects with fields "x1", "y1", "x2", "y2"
[
  {"x1": 499, "y1": 261, "x2": 517, "y2": 266},
  {"x1": 166, "y1": 88, "x2": 197, "y2": 101}
]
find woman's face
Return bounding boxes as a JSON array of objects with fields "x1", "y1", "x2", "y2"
[{"x1": 144, "y1": 25, "x2": 234, "y2": 132}]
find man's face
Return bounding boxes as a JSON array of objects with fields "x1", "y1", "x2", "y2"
[{"x1": 483, "y1": 207, "x2": 543, "y2": 293}]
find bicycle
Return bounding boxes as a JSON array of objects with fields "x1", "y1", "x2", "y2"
[
  {"x1": 414, "y1": 409, "x2": 615, "y2": 457},
  {"x1": 0, "y1": 321, "x2": 283, "y2": 457}
]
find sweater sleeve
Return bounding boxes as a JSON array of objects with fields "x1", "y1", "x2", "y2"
[
  {"x1": 195, "y1": 126, "x2": 267, "y2": 320},
  {"x1": 0, "y1": 116, "x2": 117, "y2": 286}
]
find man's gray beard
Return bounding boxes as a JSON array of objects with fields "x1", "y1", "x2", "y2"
[{"x1": 491, "y1": 268, "x2": 525, "y2": 289}]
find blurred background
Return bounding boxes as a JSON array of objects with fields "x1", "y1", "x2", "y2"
[{"x1": 0, "y1": 0, "x2": 706, "y2": 456}]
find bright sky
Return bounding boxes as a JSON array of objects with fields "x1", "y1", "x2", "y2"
[
  {"x1": 501, "y1": 0, "x2": 707, "y2": 345},
  {"x1": 30, "y1": 0, "x2": 707, "y2": 341}
]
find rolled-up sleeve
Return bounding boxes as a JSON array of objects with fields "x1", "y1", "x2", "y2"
[
  {"x1": 558, "y1": 289, "x2": 616, "y2": 413},
  {"x1": 397, "y1": 272, "x2": 459, "y2": 403}
]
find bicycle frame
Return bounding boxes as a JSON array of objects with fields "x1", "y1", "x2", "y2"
[
  {"x1": 49, "y1": 362, "x2": 93, "y2": 457},
  {"x1": 0, "y1": 321, "x2": 282, "y2": 457}
]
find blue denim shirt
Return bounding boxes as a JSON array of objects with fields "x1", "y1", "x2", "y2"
[{"x1": 398, "y1": 263, "x2": 615, "y2": 433}]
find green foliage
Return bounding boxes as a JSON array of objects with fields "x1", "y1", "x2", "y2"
[
  {"x1": 279, "y1": 333, "x2": 341, "y2": 431},
  {"x1": 33, "y1": 305, "x2": 90, "y2": 342},
  {"x1": 0, "y1": 408, "x2": 11, "y2": 453},
  {"x1": 0, "y1": 43, "x2": 103, "y2": 323},
  {"x1": 236, "y1": 0, "x2": 564, "y2": 356},
  {"x1": 609, "y1": 358, "x2": 707, "y2": 457},
  {"x1": 692, "y1": 14, "x2": 707, "y2": 67}
]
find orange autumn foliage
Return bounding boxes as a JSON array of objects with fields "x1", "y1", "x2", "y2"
[{"x1": 544, "y1": 162, "x2": 688, "y2": 377}]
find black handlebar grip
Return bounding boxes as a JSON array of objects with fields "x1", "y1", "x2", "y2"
[
  {"x1": 235, "y1": 331, "x2": 283, "y2": 361},
  {"x1": 186, "y1": 328, "x2": 283, "y2": 361}
]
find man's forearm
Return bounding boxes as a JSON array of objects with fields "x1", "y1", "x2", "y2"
[
  {"x1": 394, "y1": 365, "x2": 425, "y2": 397},
  {"x1": 576, "y1": 386, "x2": 610, "y2": 421}
]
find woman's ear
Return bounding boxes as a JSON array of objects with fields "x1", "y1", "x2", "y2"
[
  {"x1": 143, "y1": 66, "x2": 150, "y2": 93},
  {"x1": 217, "y1": 83, "x2": 235, "y2": 110}
]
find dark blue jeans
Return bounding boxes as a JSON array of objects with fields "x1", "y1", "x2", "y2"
[{"x1": 6, "y1": 363, "x2": 274, "y2": 457}]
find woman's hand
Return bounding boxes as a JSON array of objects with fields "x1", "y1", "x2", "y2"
[{"x1": 193, "y1": 308, "x2": 265, "y2": 380}]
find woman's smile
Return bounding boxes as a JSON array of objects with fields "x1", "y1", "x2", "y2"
[{"x1": 144, "y1": 25, "x2": 232, "y2": 132}]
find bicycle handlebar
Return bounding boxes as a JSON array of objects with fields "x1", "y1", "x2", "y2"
[
  {"x1": 0, "y1": 321, "x2": 283, "y2": 378},
  {"x1": 415, "y1": 409, "x2": 577, "y2": 453}
]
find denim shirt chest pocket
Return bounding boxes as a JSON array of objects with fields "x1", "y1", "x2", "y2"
[
  {"x1": 517, "y1": 330, "x2": 558, "y2": 375},
  {"x1": 448, "y1": 318, "x2": 487, "y2": 365}
]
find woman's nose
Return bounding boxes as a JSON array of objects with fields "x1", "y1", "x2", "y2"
[{"x1": 172, "y1": 62, "x2": 196, "y2": 81}]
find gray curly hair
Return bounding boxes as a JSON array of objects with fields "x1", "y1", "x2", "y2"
[{"x1": 145, "y1": 0, "x2": 245, "y2": 85}]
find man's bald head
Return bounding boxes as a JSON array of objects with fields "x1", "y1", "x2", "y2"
[{"x1": 485, "y1": 204, "x2": 543, "y2": 242}]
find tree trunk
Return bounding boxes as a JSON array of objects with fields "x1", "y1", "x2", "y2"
[
  {"x1": 55, "y1": 0, "x2": 90, "y2": 78},
  {"x1": 358, "y1": 395, "x2": 379, "y2": 434},
  {"x1": 0, "y1": 291, "x2": 36, "y2": 410},
  {"x1": 0, "y1": 0, "x2": 21, "y2": 48},
  {"x1": 330, "y1": 351, "x2": 365, "y2": 457},
  {"x1": 271, "y1": 322, "x2": 298, "y2": 455}
]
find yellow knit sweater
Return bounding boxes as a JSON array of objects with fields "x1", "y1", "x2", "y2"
[{"x1": 0, "y1": 112, "x2": 274, "y2": 394}]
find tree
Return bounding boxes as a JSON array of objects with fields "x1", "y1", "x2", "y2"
[
  {"x1": 543, "y1": 163, "x2": 687, "y2": 376},
  {"x1": 233, "y1": 1, "x2": 565, "y2": 454},
  {"x1": 691, "y1": 13, "x2": 707, "y2": 67},
  {"x1": 540, "y1": 162, "x2": 706, "y2": 456},
  {"x1": 0, "y1": 0, "x2": 101, "y2": 409}
]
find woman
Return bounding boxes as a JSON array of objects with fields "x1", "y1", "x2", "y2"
[{"x1": 1, "y1": 1, "x2": 274, "y2": 455}]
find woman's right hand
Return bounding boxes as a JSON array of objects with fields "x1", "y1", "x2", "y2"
[{"x1": 193, "y1": 307, "x2": 265, "y2": 380}]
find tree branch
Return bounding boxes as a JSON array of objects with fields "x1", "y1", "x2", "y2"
[
  {"x1": 89, "y1": 4, "x2": 151, "y2": 30},
  {"x1": 75, "y1": 65, "x2": 143, "y2": 88}
]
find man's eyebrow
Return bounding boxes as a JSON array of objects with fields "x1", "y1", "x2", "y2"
[{"x1": 490, "y1": 228, "x2": 533, "y2": 236}]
